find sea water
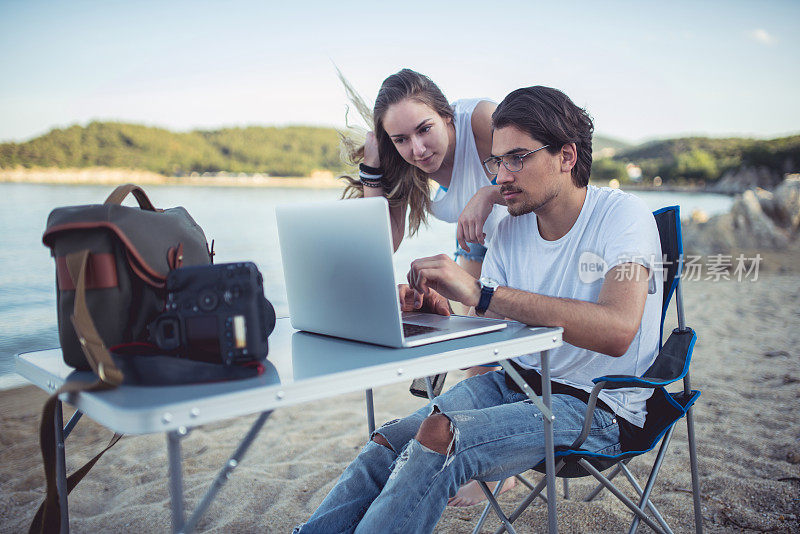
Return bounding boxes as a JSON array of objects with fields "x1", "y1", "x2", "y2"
[{"x1": 0, "y1": 182, "x2": 733, "y2": 389}]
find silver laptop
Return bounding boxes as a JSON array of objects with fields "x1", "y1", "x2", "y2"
[{"x1": 276, "y1": 197, "x2": 507, "y2": 347}]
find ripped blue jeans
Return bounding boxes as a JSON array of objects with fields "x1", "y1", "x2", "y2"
[{"x1": 294, "y1": 370, "x2": 621, "y2": 534}]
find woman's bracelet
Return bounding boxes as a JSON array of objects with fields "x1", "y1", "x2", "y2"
[
  {"x1": 359, "y1": 170, "x2": 383, "y2": 188},
  {"x1": 359, "y1": 162, "x2": 383, "y2": 175},
  {"x1": 358, "y1": 161, "x2": 384, "y2": 188}
]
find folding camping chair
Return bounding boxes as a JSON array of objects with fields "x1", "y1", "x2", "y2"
[{"x1": 469, "y1": 205, "x2": 704, "y2": 534}]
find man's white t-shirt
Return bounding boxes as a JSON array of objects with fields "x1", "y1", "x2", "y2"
[{"x1": 482, "y1": 185, "x2": 663, "y2": 427}]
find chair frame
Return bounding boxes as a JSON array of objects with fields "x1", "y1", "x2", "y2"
[{"x1": 469, "y1": 206, "x2": 704, "y2": 534}]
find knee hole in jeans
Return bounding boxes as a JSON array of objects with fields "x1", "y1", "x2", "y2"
[
  {"x1": 415, "y1": 413, "x2": 453, "y2": 454},
  {"x1": 371, "y1": 433, "x2": 394, "y2": 452}
]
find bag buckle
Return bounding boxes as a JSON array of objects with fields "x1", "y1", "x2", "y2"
[{"x1": 97, "y1": 362, "x2": 109, "y2": 382}]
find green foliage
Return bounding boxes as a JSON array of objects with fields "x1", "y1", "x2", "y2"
[
  {"x1": 675, "y1": 149, "x2": 718, "y2": 181},
  {"x1": 0, "y1": 122, "x2": 348, "y2": 176},
  {"x1": 3, "y1": 122, "x2": 797, "y2": 187},
  {"x1": 200, "y1": 126, "x2": 344, "y2": 176},
  {"x1": 610, "y1": 135, "x2": 800, "y2": 183},
  {"x1": 592, "y1": 134, "x2": 632, "y2": 154},
  {"x1": 591, "y1": 158, "x2": 629, "y2": 181},
  {"x1": 741, "y1": 135, "x2": 800, "y2": 173}
]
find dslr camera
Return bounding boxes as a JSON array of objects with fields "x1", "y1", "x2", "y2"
[{"x1": 149, "y1": 262, "x2": 276, "y2": 365}]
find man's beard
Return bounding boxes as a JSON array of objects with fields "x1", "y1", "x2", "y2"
[{"x1": 504, "y1": 187, "x2": 557, "y2": 217}]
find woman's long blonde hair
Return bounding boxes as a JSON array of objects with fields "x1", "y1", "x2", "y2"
[{"x1": 338, "y1": 68, "x2": 454, "y2": 237}]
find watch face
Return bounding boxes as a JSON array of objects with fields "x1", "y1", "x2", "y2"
[{"x1": 479, "y1": 277, "x2": 500, "y2": 289}]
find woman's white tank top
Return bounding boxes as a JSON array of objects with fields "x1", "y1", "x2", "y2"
[{"x1": 429, "y1": 98, "x2": 508, "y2": 244}]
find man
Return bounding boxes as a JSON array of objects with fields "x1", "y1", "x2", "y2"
[{"x1": 295, "y1": 86, "x2": 662, "y2": 533}]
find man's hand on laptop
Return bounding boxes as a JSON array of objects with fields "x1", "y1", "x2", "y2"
[
  {"x1": 398, "y1": 284, "x2": 451, "y2": 316},
  {"x1": 407, "y1": 254, "x2": 481, "y2": 309}
]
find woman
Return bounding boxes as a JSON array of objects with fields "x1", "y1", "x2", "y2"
[
  {"x1": 341, "y1": 68, "x2": 506, "y2": 287},
  {"x1": 339, "y1": 68, "x2": 514, "y2": 506}
]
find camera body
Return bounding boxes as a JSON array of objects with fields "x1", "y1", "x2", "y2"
[{"x1": 149, "y1": 262, "x2": 276, "y2": 365}]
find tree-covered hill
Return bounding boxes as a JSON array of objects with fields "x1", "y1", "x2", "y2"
[
  {"x1": 592, "y1": 134, "x2": 632, "y2": 154},
  {"x1": 602, "y1": 135, "x2": 800, "y2": 183},
  {"x1": 1, "y1": 122, "x2": 629, "y2": 178},
  {"x1": 2, "y1": 122, "x2": 796, "y2": 186},
  {"x1": 0, "y1": 122, "x2": 346, "y2": 176},
  {"x1": 590, "y1": 135, "x2": 800, "y2": 184}
]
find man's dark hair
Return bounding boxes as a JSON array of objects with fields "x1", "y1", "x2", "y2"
[{"x1": 492, "y1": 86, "x2": 594, "y2": 187}]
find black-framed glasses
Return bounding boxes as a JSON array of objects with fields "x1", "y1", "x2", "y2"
[{"x1": 482, "y1": 145, "x2": 550, "y2": 176}]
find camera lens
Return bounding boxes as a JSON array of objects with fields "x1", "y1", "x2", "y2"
[{"x1": 198, "y1": 290, "x2": 218, "y2": 311}]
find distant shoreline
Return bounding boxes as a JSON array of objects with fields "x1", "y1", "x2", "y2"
[
  {"x1": 0, "y1": 167, "x2": 345, "y2": 189},
  {"x1": 606, "y1": 182, "x2": 727, "y2": 194},
  {"x1": 2, "y1": 166, "x2": 735, "y2": 195}
]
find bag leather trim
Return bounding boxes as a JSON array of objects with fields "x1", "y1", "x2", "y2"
[
  {"x1": 56, "y1": 253, "x2": 118, "y2": 291},
  {"x1": 44, "y1": 221, "x2": 168, "y2": 284},
  {"x1": 104, "y1": 184, "x2": 157, "y2": 211}
]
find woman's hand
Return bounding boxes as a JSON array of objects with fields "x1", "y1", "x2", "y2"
[
  {"x1": 364, "y1": 131, "x2": 381, "y2": 168},
  {"x1": 456, "y1": 186, "x2": 497, "y2": 252}
]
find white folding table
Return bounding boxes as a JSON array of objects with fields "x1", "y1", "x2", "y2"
[{"x1": 17, "y1": 317, "x2": 563, "y2": 534}]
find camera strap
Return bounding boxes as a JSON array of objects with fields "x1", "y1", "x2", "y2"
[
  {"x1": 32, "y1": 249, "x2": 125, "y2": 534},
  {"x1": 36, "y1": 183, "x2": 216, "y2": 533},
  {"x1": 110, "y1": 343, "x2": 264, "y2": 385}
]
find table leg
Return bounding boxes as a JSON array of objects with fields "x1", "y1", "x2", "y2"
[
  {"x1": 424, "y1": 376, "x2": 435, "y2": 399},
  {"x1": 365, "y1": 389, "x2": 375, "y2": 437},
  {"x1": 540, "y1": 350, "x2": 558, "y2": 534},
  {"x1": 181, "y1": 411, "x2": 272, "y2": 533},
  {"x1": 63, "y1": 410, "x2": 83, "y2": 440},
  {"x1": 54, "y1": 400, "x2": 69, "y2": 534},
  {"x1": 167, "y1": 429, "x2": 186, "y2": 533},
  {"x1": 498, "y1": 357, "x2": 558, "y2": 534}
]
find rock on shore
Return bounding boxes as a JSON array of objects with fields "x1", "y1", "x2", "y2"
[
  {"x1": 708, "y1": 165, "x2": 785, "y2": 195},
  {"x1": 683, "y1": 175, "x2": 800, "y2": 255}
]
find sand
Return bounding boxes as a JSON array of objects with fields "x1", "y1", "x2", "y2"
[
  {"x1": 0, "y1": 167, "x2": 344, "y2": 189},
  {"x1": 2, "y1": 272, "x2": 799, "y2": 533}
]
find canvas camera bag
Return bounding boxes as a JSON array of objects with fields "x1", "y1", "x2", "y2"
[
  {"x1": 43, "y1": 183, "x2": 213, "y2": 371},
  {"x1": 32, "y1": 184, "x2": 213, "y2": 533}
]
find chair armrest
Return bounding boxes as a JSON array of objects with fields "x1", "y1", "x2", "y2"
[
  {"x1": 593, "y1": 328, "x2": 696, "y2": 390},
  {"x1": 591, "y1": 375, "x2": 665, "y2": 389},
  {"x1": 572, "y1": 328, "x2": 697, "y2": 449}
]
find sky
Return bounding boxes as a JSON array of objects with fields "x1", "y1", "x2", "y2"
[{"x1": 0, "y1": 0, "x2": 798, "y2": 145}]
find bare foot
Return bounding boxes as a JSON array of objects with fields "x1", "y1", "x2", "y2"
[{"x1": 447, "y1": 477, "x2": 517, "y2": 507}]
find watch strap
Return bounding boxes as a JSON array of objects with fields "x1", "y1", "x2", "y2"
[{"x1": 476, "y1": 285, "x2": 494, "y2": 314}]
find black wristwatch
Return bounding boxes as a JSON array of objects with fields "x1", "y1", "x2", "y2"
[{"x1": 476, "y1": 277, "x2": 500, "y2": 315}]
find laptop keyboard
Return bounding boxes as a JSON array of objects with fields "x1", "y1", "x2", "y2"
[{"x1": 403, "y1": 322, "x2": 440, "y2": 338}]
